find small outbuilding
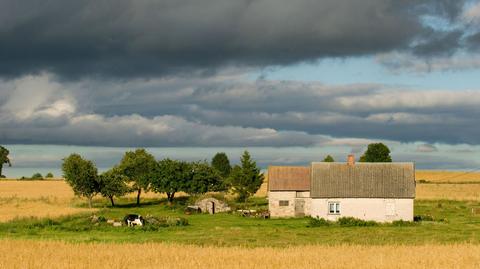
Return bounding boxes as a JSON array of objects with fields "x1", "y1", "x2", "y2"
[{"x1": 194, "y1": 197, "x2": 231, "y2": 214}]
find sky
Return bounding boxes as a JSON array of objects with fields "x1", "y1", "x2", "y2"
[{"x1": 2, "y1": 0, "x2": 480, "y2": 177}]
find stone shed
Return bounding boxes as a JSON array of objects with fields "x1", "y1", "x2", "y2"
[{"x1": 195, "y1": 197, "x2": 231, "y2": 214}]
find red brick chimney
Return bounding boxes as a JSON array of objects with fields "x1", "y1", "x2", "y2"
[{"x1": 347, "y1": 154, "x2": 355, "y2": 166}]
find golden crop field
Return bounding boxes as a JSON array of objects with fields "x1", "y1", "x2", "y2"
[
  {"x1": 0, "y1": 240, "x2": 478, "y2": 269},
  {"x1": 416, "y1": 170, "x2": 480, "y2": 183},
  {"x1": 0, "y1": 180, "x2": 177, "y2": 222},
  {"x1": 416, "y1": 184, "x2": 480, "y2": 200}
]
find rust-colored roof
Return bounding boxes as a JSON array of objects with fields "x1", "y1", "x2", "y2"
[
  {"x1": 310, "y1": 162, "x2": 415, "y2": 198},
  {"x1": 268, "y1": 166, "x2": 310, "y2": 191}
]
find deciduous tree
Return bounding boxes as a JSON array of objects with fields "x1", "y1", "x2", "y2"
[
  {"x1": 62, "y1": 154, "x2": 99, "y2": 208},
  {"x1": 118, "y1": 149, "x2": 157, "y2": 206},
  {"x1": 189, "y1": 161, "x2": 223, "y2": 194},
  {"x1": 211, "y1": 152, "x2": 231, "y2": 178},
  {"x1": 359, "y1": 143, "x2": 392, "y2": 162},
  {"x1": 0, "y1": 146, "x2": 11, "y2": 178},
  {"x1": 98, "y1": 167, "x2": 130, "y2": 206},
  {"x1": 151, "y1": 159, "x2": 192, "y2": 203}
]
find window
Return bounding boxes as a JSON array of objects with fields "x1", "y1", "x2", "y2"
[
  {"x1": 328, "y1": 202, "x2": 340, "y2": 214},
  {"x1": 279, "y1": 200, "x2": 289, "y2": 206}
]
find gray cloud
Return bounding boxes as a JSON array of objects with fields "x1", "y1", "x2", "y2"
[
  {"x1": 416, "y1": 144, "x2": 438, "y2": 153},
  {"x1": 0, "y1": 0, "x2": 469, "y2": 79},
  {"x1": 2, "y1": 73, "x2": 480, "y2": 146}
]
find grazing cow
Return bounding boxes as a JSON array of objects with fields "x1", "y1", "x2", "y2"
[{"x1": 124, "y1": 214, "x2": 145, "y2": 227}]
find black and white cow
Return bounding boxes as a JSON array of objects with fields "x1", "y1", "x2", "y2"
[{"x1": 124, "y1": 214, "x2": 145, "y2": 227}]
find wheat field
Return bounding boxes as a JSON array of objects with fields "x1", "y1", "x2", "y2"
[
  {"x1": 0, "y1": 240, "x2": 478, "y2": 269},
  {"x1": 416, "y1": 170, "x2": 480, "y2": 183}
]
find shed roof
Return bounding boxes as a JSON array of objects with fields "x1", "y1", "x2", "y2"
[
  {"x1": 268, "y1": 166, "x2": 310, "y2": 191},
  {"x1": 310, "y1": 162, "x2": 415, "y2": 198}
]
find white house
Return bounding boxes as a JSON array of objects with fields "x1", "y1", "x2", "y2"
[{"x1": 268, "y1": 155, "x2": 416, "y2": 222}]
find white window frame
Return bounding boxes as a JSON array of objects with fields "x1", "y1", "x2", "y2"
[{"x1": 328, "y1": 201, "x2": 340, "y2": 215}]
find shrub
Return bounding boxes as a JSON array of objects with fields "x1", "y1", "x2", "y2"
[
  {"x1": 45, "y1": 172, "x2": 54, "y2": 178},
  {"x1": 391, "y1": 220, "x2": 416, "y2": 226},
  {"x1": 31, "y1": 173, "x2": 43, "y2": 180},
  {"x1": 414, "y1": 215, "x2": 434, "y2": 222},
  {"x1": 308, "y1": 217, "x2": 332, "y2": 227},
  {"x1": 337, "y1": 217, "x2": 378, "y2": 227}
]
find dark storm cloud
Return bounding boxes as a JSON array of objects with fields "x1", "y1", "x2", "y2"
[
  {"x1": 0, "y1": 0, "x2": 468, "y2": 79},
  {"x1": 2, "y1": 74, "x2": 480, "y2": 146},
  {"x1": 412, "y1": 30, "x2": 463, "y2": 57}
]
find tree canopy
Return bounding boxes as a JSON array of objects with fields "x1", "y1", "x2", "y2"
[
  {"x1": 228, "y1": 151, "x2": 264, "y2": 202},
  {"x1": 0, "y1": 146, "x2": 11, "y2": 178},
  {"x1": 62, "y1": 154, "x2": 99, "y2": 208},
  {"x1": 98, "y1": 167, "x2": 130, "y2": 206},
  {"x1": 118, "y1": 148, "x2": 157, "y2": 206},
  {"x1": 189, "y1": 161, "x2": 223, "y2": 194},
  {"x1": 323, "y1": 155, "x2": 335, "y2": 162},
  {"x1": 151, "y1": 159, "x2": 192, "y2": 202},
  {"x1": 359, "y1": 143, "x2": 392, "y2": 162},
  {"x1": 211, "y1": 152, "x2": 231, "y2": 178}
]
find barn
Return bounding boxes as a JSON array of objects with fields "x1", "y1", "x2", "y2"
[{"x1": 268, "y1": 155, "x2": 416, "y2": 222}]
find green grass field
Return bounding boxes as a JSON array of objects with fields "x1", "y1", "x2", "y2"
[{"x1": 1, "y1": 197, "x2": 480, "y2": 247}]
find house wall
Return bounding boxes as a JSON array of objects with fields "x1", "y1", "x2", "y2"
[
  {"x1": 268, "y1": 191, "x2": 296, "y2": 217},
  {"x1": 269, "y1": 191, "x2": 312, "y2": 217},
  {"x1": 310, "y1": 198, "x2": 414, "y2": 222}
]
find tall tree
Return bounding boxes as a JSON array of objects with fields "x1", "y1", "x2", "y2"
[
  {"x1": 118, "y1": 149, "x2": 157, "y2": 206},
  {"x1": 189, "y1": 161, "x2": 223, "y2": 194},
  {"x1": 211, "y1": 152, "x2": 231, "y2": 178},
  {"x1": 62, "y1": 154, "x2": 99, "y2": 208},
  {"x1": 323, "y1": 155, "x2": 335, "y2": 162},
  {"x1": 228, "y1": 151, "x2": 264, "y2": 202},
  {"x1": 151, "y1": 159, "x2": 192, "y2": 203},
  {"x1": 0, "y1": 146, "x2": 11, "y2": 178},
  {"x1": 359, "y1": 143, "x2": 392, "y2": 162},
  {"x1": 98, "y1": 167, "x2": 130, "y2": 206}
]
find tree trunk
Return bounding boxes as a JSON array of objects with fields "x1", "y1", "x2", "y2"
[
  {"x1": 88, "y1": 196, "x2": 93, "y2": 208},
  {"x1": 109, "y1": 196, "x2": 115, "y2": 207},
  {"x1": 0, "y1": 165, "x2": 3, "y2": 177},
  {"x1": 166, "y1": 192, "x2": 175, "y2": 204},
  {"x1": 136, "y1": 188, "x2": 141, "y2": 206}
]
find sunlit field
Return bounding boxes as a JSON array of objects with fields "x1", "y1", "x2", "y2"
[
  {"x1": 1, "y1": 173, "x2": 480, "y2": 269},
  {"x1": 416, "y1": 170, "x2": 480, "y2": 183},
  {"x1": 416, "y1": 184, "x2": 480, "y2": 200},
  {"x1": 1, "y1": 240, "x2": 479, "y2": 269}
]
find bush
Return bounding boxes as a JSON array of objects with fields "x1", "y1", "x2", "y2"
[
  {"x1": 391, "y1": 220, "x2": 416, "y2": 226},
  {"x1": 31, "y1": 173, "x2": 43, "y2": 180},
  {"x1": 144, "y1": 216, "x2": 189, "y2": 228},
  {"x1": 337, "y1": 217, "x2": 378, "y2": 227},
  {"x1": 414, "y1": 215, "x2": 434, "y2": 222},
  {"x1": 308, "y1": 217, "x2": 332, "y2": 227},
  {"x1": 45, "y1": 172, "x2": 54, "y2": 178}
]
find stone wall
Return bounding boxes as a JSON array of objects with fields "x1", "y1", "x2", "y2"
[
  {"x1": 194, "y1": 198, "x2": 231, "y2": 214},
  {"x1": 268, "y1": 191, "x2": 296, "y2": 218}
]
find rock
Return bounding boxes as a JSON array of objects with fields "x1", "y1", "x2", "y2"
[
  {"x1": 107, "y1": 219, "x2": 115, "y2": 224},
  {"x1": 113, "y1": 222, "x2": 122, "y2": 227}
]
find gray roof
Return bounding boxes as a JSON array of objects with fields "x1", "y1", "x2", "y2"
[{"x1": 310, "y1": 162, "x2": 415, "y2": 198}]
